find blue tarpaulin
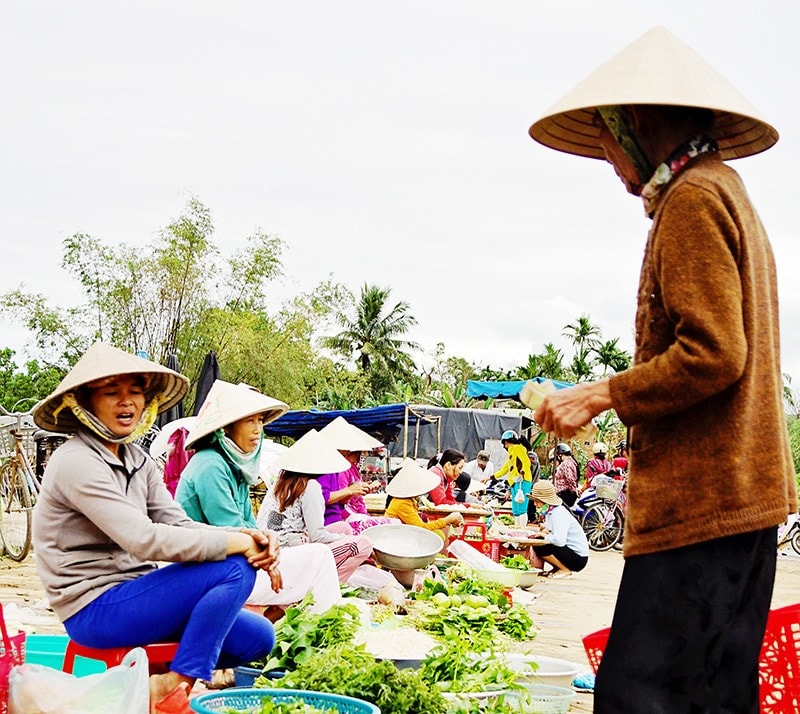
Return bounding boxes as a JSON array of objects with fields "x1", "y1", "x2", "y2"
[
  {"x1": 263, "y1": 403, "x2": 434, "y2": 442},
  {"x1": 466, "y1": 378, "x2": 573, "y2": 400}
]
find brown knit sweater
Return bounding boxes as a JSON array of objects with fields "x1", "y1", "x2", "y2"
[{"x1": 609, "y1": 154, "x2": 796, "y2": 557}]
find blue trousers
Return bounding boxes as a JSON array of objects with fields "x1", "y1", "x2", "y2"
[{"x1": 64, "y1": 555, "x2": 275, "y2": 681}]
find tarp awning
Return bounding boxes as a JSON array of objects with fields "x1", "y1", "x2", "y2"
[
  {"x1": 263, "y1": 403, "x2": 435, "y2": 443},
  {"x1": 466, "y1": 377, "x2": 573, "y2": 400}
]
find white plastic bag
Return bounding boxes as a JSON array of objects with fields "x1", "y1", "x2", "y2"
[
  {"x1": 9, "y1": 647, "x2": 149, "y2": 714},
  {"x1": 514, "y1": 488, "x2": 525, "y2": 504}
]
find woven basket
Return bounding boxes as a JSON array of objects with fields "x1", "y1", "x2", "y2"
[
  {"x1": 189, "y1": 688, "x2": 380, "y2": 714},
  {"x1": 594, "y1": 476, "x2": 623, "y2": 500}
]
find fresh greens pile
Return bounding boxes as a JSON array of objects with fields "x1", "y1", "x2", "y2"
[
  {"x1": 255, "y1": 595, "x2": 361, "y2": 672},
  {"x1": 408, "y1": 563, "x2": 536, "y2": 644},
  {"x1": 500, "y1": 554, "x2": 532, "y2": 571},
  {"x1": 269, "y1": 642, "x2": 448, "y2": 714},
  {"x1": 418, "y1": 640, "x2": 521, "y2": 694}
]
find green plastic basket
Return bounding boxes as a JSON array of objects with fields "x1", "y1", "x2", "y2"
[{"x1": 189, "y1": 688, "x2": 380, "y2": 714}]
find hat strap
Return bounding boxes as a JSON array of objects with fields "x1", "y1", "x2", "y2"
[
  {"x1": 597, "y1": 106, "x2": 653, "y2": 185},
  {"x1": 60, "y1": 392, "x2": 161, "y2": 444}
]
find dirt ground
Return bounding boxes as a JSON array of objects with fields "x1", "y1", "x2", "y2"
[{"x1": 2, "y1": 548, "x2": 799, "y2": 713}]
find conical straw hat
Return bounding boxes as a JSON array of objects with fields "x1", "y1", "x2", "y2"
[
  {"x1": 530, "y1": 26, "x2": 778, "y2": 161},
  {"x1": 386, "y1": 458, "x2": 441, "y2": 498},
  {"x1": 318, "y1": 416, "x2": 382, "y2": 451},
  {"x1": 273, "y1": 429, "x2": 351, "y2": 475},
  {"x1": 185, "y1": 380, "x2": 289, "y2": 449},
  {"x1": 33, "y1": 342, "x2": 189, "y2": 433}
]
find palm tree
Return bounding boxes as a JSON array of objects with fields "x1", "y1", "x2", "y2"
[
  {"x1": 563, "y1": 315, "x2": 602, "y2": 383},
  {"x1": 592, "y1": 338, "x2": 632, "y2": 376},
  {"x1": 323, "y1": 283, "x2": 420, "y2": 385}
]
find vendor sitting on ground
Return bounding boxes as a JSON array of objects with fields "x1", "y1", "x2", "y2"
[
  {"x1": 176, "y1": 380, "x2": 343, "y2": 615},
  {"x1": 385, "y1": 458, "x2": 464, "y2": 542},
  {"x1": 317, "y1": 416, "x2": 399, "y2": 534},
  {"x1": 258, "y1": 429, "x2": 373, "y2": 583},
  {"x1": 30, "y1": 343, "x2": 277, "y2": 713},
  {"x1": 528, "y1": 480, "x2": 589, "y2": 578}
]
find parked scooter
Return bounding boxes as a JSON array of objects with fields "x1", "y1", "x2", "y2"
[{"x1": 571, "y1": 472, "x2": 626, "y2": 551}]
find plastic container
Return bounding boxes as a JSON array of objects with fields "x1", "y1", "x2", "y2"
[
  {"x1": 505, "y1": 654, "x2": 583, "y2": 688},
  {"x1": 232, "y1": 666, "x2": 285, "y2": 687},
  {"x1": 517, "y1": 683, "x2": 575, "y2": 714},
  {"x1": 189, "y1": 688, "x2": 379, "y2": 714},
  {"x1": 24, "y1": 635, "x2": 110, "y2": 676}
]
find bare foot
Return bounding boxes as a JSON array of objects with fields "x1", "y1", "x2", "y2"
[{"x1": 149, "y1": 673, "x2": 194, "y2": 714}]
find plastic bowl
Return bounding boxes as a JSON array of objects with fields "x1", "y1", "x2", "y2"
[
  {"x1": 505, "y1": 654, "x2": 583, "y2": 688},
  {"x1": 471, "y1": 567, "x2": 523, "y2": 588},
  {"x1": 362, "y1": 523, "x2": 443, "y2": 570}
]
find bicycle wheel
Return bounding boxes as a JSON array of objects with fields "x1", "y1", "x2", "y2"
[
  {"x1": 791, "y1": 527, "x2": 800, "y2": 556},
  {"x1": 581, "y1": 502, "x2": 624, "y2": 551},
  {"x1": 0, "y1": 459, "x2": 33, "y2": 561}
]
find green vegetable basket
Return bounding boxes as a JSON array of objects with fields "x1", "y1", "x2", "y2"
[{"x1": 189, "y1": 688, "x2": 380, "y2": 714}]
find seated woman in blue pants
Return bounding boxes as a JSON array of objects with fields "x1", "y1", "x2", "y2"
[{"x1": 31, "y1": 342, "x2": 278, "y2": 712}]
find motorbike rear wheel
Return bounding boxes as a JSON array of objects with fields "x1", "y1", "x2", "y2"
[
  {"x1": 581, "y1": 501, "x2": 624, "y2": 551},
  {"x1": 791, "y1": 526, "x2": 800, "y2": 556}
]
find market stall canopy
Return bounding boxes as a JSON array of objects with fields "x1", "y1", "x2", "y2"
[
  {"x1": 263, "y1": 403, "x2": 437, "y2": 445},
  {"x1": 466, "y1": 378, "x2": 573, "y2": 400}
]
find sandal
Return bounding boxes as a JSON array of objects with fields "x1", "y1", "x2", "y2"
[{"x1": 550, "y1": 570, "x2": 573, "y2": 579}]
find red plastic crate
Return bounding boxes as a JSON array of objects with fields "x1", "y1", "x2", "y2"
[{"x1": 451, "y1": 523, "x2": 501, "y2": 561}]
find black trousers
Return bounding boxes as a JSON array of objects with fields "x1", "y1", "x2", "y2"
[{"x1": 594, "y1": 527, "x2": 777, "y2": 714}]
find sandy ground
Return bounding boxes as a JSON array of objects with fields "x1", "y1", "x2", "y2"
[{"x1": 2, "y1": 548, "x2": 799, "y2": 713}]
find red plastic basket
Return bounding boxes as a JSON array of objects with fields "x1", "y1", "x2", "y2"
[
  {"x1": 759, "y1": 603, "x2": 800, "y2": 714},
  {"x1": 581, "y1": 626, "x2": 610, "y2": 674},
  {"x1": 0, "y1": 604, "x2": 27, "y2": 714}
]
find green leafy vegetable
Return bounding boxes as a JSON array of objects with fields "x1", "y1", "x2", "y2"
[
  {"x1": 419, "y1": 640, "x2": 522, "y2": 694},
  {"x1": 271, "y1": 642, "x2": 448, "y2": 714},
  {"x1": 256, "y1": 594, "x2": 361, "y2": 672},
  {"x1": 500, "y1": 555, "x2": 532, "y2": 571}
]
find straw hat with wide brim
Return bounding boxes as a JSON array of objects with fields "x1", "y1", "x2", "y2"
[
  {"x1": 149, "y1": 416, "x2": 198, "y2": 459},
  {"x1": 273, "y1": 429, "x2": 351, "y2": 475},
  {"x1": 318, "y1": 416, "x2": 382, "y2": 452},
  {"x1": 386, "y1": 458, "x2": 441, "y2": 499},
  {"x1": 530, "y1": 480, "x2": 563, "y2": 507},
  {"x1": 185, "y1": 380, "x2": 289, "y2": 450},
  {"x1": 32, "y1": 342, "x2": 189, "y2": 433},
  {"x1": 529, "y1": 26, "x2": 778, "y2": 162}
]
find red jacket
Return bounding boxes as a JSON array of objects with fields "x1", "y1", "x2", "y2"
[{"x1": 427, "y1": 464, "x2": 456, "y2": 505}]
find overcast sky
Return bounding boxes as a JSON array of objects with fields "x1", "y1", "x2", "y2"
[{"x1": 3, "y1": 2, "x2": 799, "y2": 388}]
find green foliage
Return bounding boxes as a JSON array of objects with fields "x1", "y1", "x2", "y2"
[
  {"x1": 0, "y1": 349, "x2": 64, "y2": 411},
  {"x1": 787, "y1": 414, "x2": 800, "y2": 488}
]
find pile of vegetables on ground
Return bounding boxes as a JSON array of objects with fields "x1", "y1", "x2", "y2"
[{"x1": 244, "y1": 562, "x2": 541, "y2": 713}]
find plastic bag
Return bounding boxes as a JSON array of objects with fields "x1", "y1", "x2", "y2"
[
  {"x1": 514, "y1": 488, "x2": 525, "y2": 504},
  {"x1": 9, "y1": 647, "x2": 149, "y2": 714}
]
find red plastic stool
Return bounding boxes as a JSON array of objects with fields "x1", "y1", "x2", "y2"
[{"x1": 62, "y1": 640, "x2": 180, "y2": 673}]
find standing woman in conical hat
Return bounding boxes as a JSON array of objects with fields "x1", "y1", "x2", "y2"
[
  {"x1": 529, "y1": 27, "x2": 795, "y2": 712},
  {"x1": 31, "y1": 343, "x2": 278, "y2": 712},
  {"x1": 176, "y1": 381, "x2": 343, "y2": 615},
  {"x1": 257, "y1": 430, "x2": 373, "y2": 583}
]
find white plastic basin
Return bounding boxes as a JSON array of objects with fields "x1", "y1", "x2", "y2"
[{"x1": 505, "y1": 654, "x2": 582, "y2": 689}]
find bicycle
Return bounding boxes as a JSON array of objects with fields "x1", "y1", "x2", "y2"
[
  {"x1": 0, "y1": 400, "x2": 69, "y2": 561},
  {"x1": 0, "y1": 400, "x2": 41, "y2": 560},
  {"x1": 777, "y1": 514, "x2": 800, "y2": 555},
  {"x1": 576, "y1": 474, "x2": 626, "y2": 551}
]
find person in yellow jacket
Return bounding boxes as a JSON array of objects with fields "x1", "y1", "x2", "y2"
[
  {"x1": 494, "y1": 430, "x2": 533, "y2": 526},
  {"x1": 385, "y1": 458, "x2": 463, "y2": 543}
]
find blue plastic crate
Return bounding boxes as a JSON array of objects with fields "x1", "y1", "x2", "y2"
[{"x1": 24, "y1": 634, "x2": 107, "y2": 676}]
